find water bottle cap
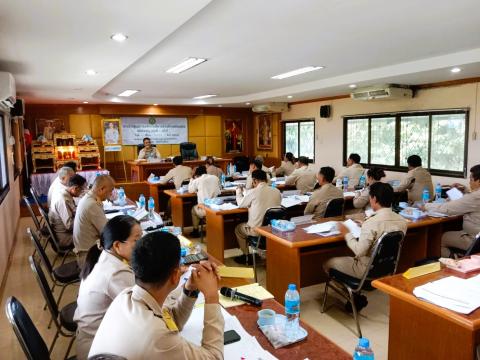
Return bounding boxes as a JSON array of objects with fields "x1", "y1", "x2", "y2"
[
  {"x1": 149, "y1": 196, "x2": 153, "y2": 199},
  {"x1": 288, "y1": 283, "x2": 296, "y2": 290},
  {"x1": 358, "y1": 337, "x2": 370, "y2": 348},
  {"x1": 140, "y1": 194, "x2": 144, "y2": 196}
]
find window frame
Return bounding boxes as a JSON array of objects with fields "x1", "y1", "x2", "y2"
[
  {"x1": 343, "y1": 109, "x2": 469, "y2": 178},
  {"x1": 0, "y1": 113, "x2": 10, "y2": 204},
  {"x1": 281, "y1": 118, "x2": 315, "y2": 163}
]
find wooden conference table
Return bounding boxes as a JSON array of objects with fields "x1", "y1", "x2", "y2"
[
  {"x1": 255, "y1": 214, "x2": 462, "y2": 300},
  {"x1": 373, "y1": 268, "x2": 480, "y2": 360},
  {"x1": 128, "y1": 159, "x2": 230, "y2": 181}
]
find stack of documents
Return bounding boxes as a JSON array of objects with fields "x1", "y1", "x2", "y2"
[
  {"x1": 304, "y1": 221, "x2": 339, "y2": 236},
  {"x1": 446, "y1": 187, "x2": 463, "y2": 200},
  {"x1": 209, "y1": 203, "x2": 239, "y2": 211},
  {"x1": 413, "y1": 275, "x2": 480, "y2": 314}
]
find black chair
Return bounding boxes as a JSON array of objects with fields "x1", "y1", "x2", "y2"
[
  {"x1": 28, "y1": 228, "x2": 80, "y2": 307},
  {"x1": 23, "y1": 196, "x2": 50, "y2": 250},
  {"x1": 233, "y1": 156, "x2": 249, "y2": 173},
  {"x1": 136, "y1": 144, "x2": 145, "y2": 154},
  {"x1": 449, "y1": 232, "x2": 480, "y2": 258},
  {"x1": 247, "y1": 206, "x2": 288, "y2": 281},
  {"x1": 321, "y1": 231, "x2": 405, "y2": 337},
  {"x1": 5, "y1": 296, "x2": 77, "y2": 360},
  {"x1": 30, "y1": 186, "x2": 49, "y2": 219},
  {"x1": 180, "y1": 142, "x2": 198, "y2": 160},
  {"x1": 324, "y1": 198, "x2": 345, "y2": 218},
  {"x1": 29, "y1": 256, "x2": 77, "y2": 358}
]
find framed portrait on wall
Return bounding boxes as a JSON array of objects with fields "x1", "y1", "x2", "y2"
[
  {"x1": 256, "y1": 114, "x2": 273, "y2": 150},
  {"x1": 223, "y1": 117, "x2": 244, "y2": 154},
  {"x1": 35, "y1": 118, "x2": 66, "y2": 140},
  {"x1": 102, "y1": 118, "x2": 122, "y2": 152}
]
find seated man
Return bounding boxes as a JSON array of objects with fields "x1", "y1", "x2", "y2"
[
  {"x1": 425, "y1": 164, "x2": 480, "y2": 257},
  {"x1": 246, "y1": 159, "x2": 271, "y2": 189},
  {"x1": 89, "y1": 231, "x2": 223, "y2": 359},
  {"x1": 48, "y1": 174, "x2": 87, "y2": 247},
  {"x1": 47, "y1": 166, "x2": 75, "y2": 207},
  {"x1": 254, "y1": 155, "x2": 272, "y2": 175},
  {"x1": 334, "y1": 153, "x2": 364, "y2": 188},
  {"x1": 188, "y1": 165, "x2": 221, "y2": 238},
  {"x1": 73, "y1": 175, "x2": 115, "y2": 265},
  {"x1": 205, "y1": 156, "x2": 224, "y2": 179},
  {"x1": 324, "y1": 182, "x2": 407, "y2": 311},
  {"x1": 160, "y1": 156, "x2": 193, "y2": 190},
  {"x1": 304, "y1": 166, "x2": 343, "y2": 219},
  {"x1": 396, "y1": 154, "x2": 433, "y2": 203},
  {"x1": 285, "y1": 156, "x2": 316, "y2": 193},
  {"x1": 138, "y1": 137, "x2": 161, "y2": 160},
  {"x1": 234, "y1": 170, "x2": 282, "y2": 264},
  {"x1": 351, "y1": 167, "x2": 386, "y2": 213}
]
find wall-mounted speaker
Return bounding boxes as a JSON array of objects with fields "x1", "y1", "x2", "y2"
[
  {"x1": 320, "y1": 105, "x2": 331, "y2": 118},
  {"x1": 11, "y1": 99, "x2": 25, "y2": 117}
]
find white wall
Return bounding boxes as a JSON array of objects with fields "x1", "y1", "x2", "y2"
[{"x1": 282, "y1": 82, "x2": 480, "y2": 186}]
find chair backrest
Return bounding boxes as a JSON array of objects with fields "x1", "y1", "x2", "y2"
[
  {"x1": 136, "y1": 144, "x2": 145, "y2": 154},
  {"x1": 392, "y1": 190, "x2": 408, "y2": 206},
  {"x1": 466, "y1": 233, "x2": 480, "y2": 256},
  {"x1": 179, "y1": 142, "x2": 198, "y2": 160},
  {"x1": 364, "y1": 231, "x2": 405, "y2": 284},
  {"x1": 324, "y1": 198, "x2": 345, "y2": 218},
  {"x1": 28, "y1": 256, "x2": 59, "y2": 320},
  {"x1": 5, "y1": 296, "x2": 50, "y2": 360},
  {"x1": 29, "y1": 187, "x2": 47, "y2": 213},
  {"x1": 36, "y1": 203, "x2": 62, "y2": 251},
  {"x1": 262, "y1": 206, "x2": 288, "y2": 226},
  {"x1": 233, "y1": 156, "x2": 250, "y2": 173},
  {"x1": 22, "y1": 196, "x2": 42, "y2": 232},
  {"x1": 27, "y1": 227, "x2": 54, "y2": 275}
]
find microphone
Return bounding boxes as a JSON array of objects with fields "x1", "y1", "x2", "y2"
[{"x1": 220, "y1": 287, "x2": 263, "y2": 307}]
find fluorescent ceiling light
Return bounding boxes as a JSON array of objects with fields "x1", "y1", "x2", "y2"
[
  {"x1": 349, "y1": 84, "x2": 357, "y2": 88},
  {"x1": 118, "y1": 90, "x2": 139, "y2": 97},
  {"x1": 153, "y1": 103, "x2": 158, "y2": 106},
  {"x1": 111, "y1": 33, "x2": 128, "y2": 42},
  {"x1": 287, "y1": 95, "x2": 293, "y2": 99},
  {"x1": 271, "y1": 66, "x2": 324, "y2": 79},
  {"x1": 166, "y1": 57, "x2": 207, "y2": 74},
  {"x1": 245, "y1": 102, "x2": 251, "y2": 105},
  {"x1": 85, "y1": 69, "x2": 97, "y2": 76},
  {"x1": 83, "y1": 101, "x2": 89, "y2": 104},
  {"x1": 218, "y1": 105, "x2": 223, "y2": 107},
  {"x1": 451, "y1": 67, "x2": 461, "y2": 73},
  {"x1": 193, "y1": 94, "x2": 217, "y2": 99}
]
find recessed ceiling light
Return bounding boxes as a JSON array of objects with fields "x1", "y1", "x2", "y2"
[
  {"x1": 85, "y1": 69, "x2": 97, "y2": 76},
  {"x1": 245, "y1": 102, "x2": 251, "y2": 105},
  {"x1": 451, "y1": 67, "x2": 461, "y2": 73},
  {"x1": 111, "y1": 98, "x2": 121, "y2": 103},
  {"x1": 118, "y1": 90, "x2": 139, "y2": 97},
  {"x1": 111, "y1": 33, "x2": 128, "y2": 42},
  {"x1": 83, "y1": 101, "x2": 89, "y2": 104},
  {"x1": 218, "y1": 105, "x2": 223, "y2": 107},
  {"x1": 287, "y1": 95, "x2": 293, "y2": 99},
  {"x1": 166, "y1": 57, "x2": 207, "y2": 74},
  {"x1": 349, "y1": 84, "x2": 357, "y2": 88},
  {"x1": 193, "y1": 94, "x2": 217, "y2": 99},
  {"x1": 271, "y1": 66, "x2": 324, "y2": 80},
  {"x1": 153, "y1": 103, "x2": 158, "y2": 106}
]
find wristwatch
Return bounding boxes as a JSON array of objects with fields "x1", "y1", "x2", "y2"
[{"x1": 183, "y1": 284, "x2": 199, "y2": 298}]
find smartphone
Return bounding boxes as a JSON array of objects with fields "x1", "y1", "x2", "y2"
[{"x1": 224, "y1": 330, "x2": 241, "y2": 345}]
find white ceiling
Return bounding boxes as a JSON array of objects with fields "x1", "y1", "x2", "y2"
[{"x1": 1, "y1": 0, "x2": 480, "y2": 107}]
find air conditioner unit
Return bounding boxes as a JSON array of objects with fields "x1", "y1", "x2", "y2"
[
  {"x1": 0, "y1": 72, "x2": 16, "y2": 108},
  {"x1": 252, "y1": 102, "x2": 289, "y2": 113},
  {"x1": 350, "y1": 84, "x2": 412, "y2": 101}
]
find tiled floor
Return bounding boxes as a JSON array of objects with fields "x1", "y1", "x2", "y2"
[{"x1": 0, "y1": 219, "x2": 389, "y2": 359}]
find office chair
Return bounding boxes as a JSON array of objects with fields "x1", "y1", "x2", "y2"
[
  {"x1": 136, "y1": 144, "x2": 145, "y2": 154},
  {"x1": 324, "y1": 198, "x2": 345, "y2": 218},
  {"x1": 180, "y1": 142, "x2": 198, "y2": 160},
  {"x1": 322, "y1": 231, "x2": 405, "y2": 337},
  {"x1": 233, "y1": 156, "x2": 249, "y2": 173},
  {"x1": 247, "y1": 206, "x2": 288, "y2": 280}
]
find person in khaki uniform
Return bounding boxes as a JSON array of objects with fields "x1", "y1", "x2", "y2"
[
  {"x1": 285, "y1": 156, "x2": 317, "y2": 193},
  {"x1": 246, "y1": 159, "x2": 271, "y2": 189},
  {"x1": 396, "y1": 155, "x2": 433, "y2": 203},
  {"x1": 160, "y1": 156, "x2": 193, "y2": 190},
  {"x1": 205, "y1": 156, "x2": 224, "y2": 179},
  {"x1": 47, "y1": 166, "x2": 75, "y2": 207},
  {"x1": 234, "y1": 170, "x2": 282, "y2": 264},
  {"x1": 425, "y1": 164, "x2": 480, "y2": 257},
  {"x1": 334, "y1": 153, "x2": 365, "y2": 188},
  {"x1": 351, "y1": 167, "x2": 386, "y2": 212},
  {"x1": 48, "y1": 174, "x2": 86, "y2": 247},
  {"x1": 73, "y1": 175, "x2": 115, "y2": 265},
  {"x1": 137, "y1": 137, "x2": 161, "y2": 160},
  {"x1": 89, "y1": 232, "x2": 224, "y2": 360},
  {"x1": 273, "y1": 152, "x2": 296, "y2": 177},
  {"x1": 304, "y1": 166, "x2": 343, "y2": 219},
  {"x1": 188, "y1": 166, "x2": 221, "y2": 238},
  {"x1": 324, "y1": 182, "x2": 407, "y2": 312}
]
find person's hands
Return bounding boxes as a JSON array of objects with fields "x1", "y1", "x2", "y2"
[
  {"x1": 190, "y1": 261, "x2": 220, "y2": 303},
  {"x1": 337, "y1": 222, "x2": 350, "y2": 236}
]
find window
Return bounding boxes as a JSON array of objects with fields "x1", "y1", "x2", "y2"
[
  {"x1": 282, "y1": 119, "x2": 315, "y2": 161},
  {"x1": 343, "y1": 110, "x2": 468, "y2": 177},
  {"x1": 0, "y1": 114, "x2": 10, "y2": 203}
]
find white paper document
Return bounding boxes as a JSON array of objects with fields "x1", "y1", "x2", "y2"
[
  {"x1": 343, "y1": 191, "x2": 357, "y2": 197},
  {"x1": 209, "y1": 203, "x2": 239, "y2": 211},
  {"x1": 343, "y1": 219, "x2": 361, "y2": 238},
  {"x1": 105, "y1": 211, "x2": 123, "y2": 220},
  {"x1": 282, "y1": 190, "x2": 301, "y2": 197},
  {"x1": 281, "y1": 197, "x2": 303, "y2": 208},
  {"x1": 446, "y1": 187, "x2": 463, "y2": 201},
  {"x1": 290, "y1": 214, "x2": 313, "y2": 225},
  {"x1": 304, "y1": 221, "x2": 338, "y2": 235}
]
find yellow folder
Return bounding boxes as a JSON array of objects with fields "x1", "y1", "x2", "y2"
[{"x1": 403, "y1": 262, "x2": 441, "y2": 279}]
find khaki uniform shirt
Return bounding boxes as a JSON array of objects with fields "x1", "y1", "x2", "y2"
[
  {"x1": 88, "y1": 285, "x2": 224, "y2": 360},
  {"x1": 206, "y1": 165, "x2": 224, "y2": 179},
  {"x1": 138, "y1": 147, "x2": 161, "y2": 160},
  {"x1": 335, "y1": 163, "x2": 364, "y2": 188},
  {"x1": 274, "y1": 161, "x2": 295, "y2": 177},
  {"x1": 345, "y1": 208, "x2": 407, "y2": 265},
  {"x1": 161, "y1": 165, "x2": 193, "y2": 190},
  {"x1": 237, "y1": 182, "x2": 282, "y2": 229},
  {"x1": 285, "y1": 166, "x2": 317, "y2": 193},
  {"x1": 425, "y1": 188, "x2": 480, "y2": 237},
  {"x1": 246, "y1": 171, "x2": 271, "y2": 189},
  {"x1": 304, "y1": 183, "x2": 343, "y2": 219},
  {"x1": 47, "y1": 176, "x2": 66, "y2": 207},
  {"x1": 74, "y1": 251, "x2": 134, "y2": 360},
  {"x1": 48, "y1": 188, "x2": 75, "y2": 247},
  {"x1": 396, "y1": 166, "x2": 433, "y2": 202},
  {"x1": 73, "y1": 191, "x2": 107, "y2": 252},
  {"x1": 188, "y1": 174, "x2": 221, "y2": 204}
]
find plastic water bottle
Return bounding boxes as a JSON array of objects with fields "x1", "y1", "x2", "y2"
[
  {"x1": 435, "y1": 183, "x2": 442, "y2": 201},
  {"x1": 233, "y1": 164, "x2": 237, "y2": 174},
  {"x1": 148, "y1": 196, "x2": 155, "y2": 219},
  {"x1": 118, "y1": 187, "x2": 126, "y2": 206},
  {"x1": 422, "y1": 187, "x2": 430, "y2": 204},
  {"x1": 139, "y1": 194, "x2": 146, "y2": 209},
  {"x1": 359, "y1": 175, "x2": 366, "y2": 188},
  {"x1": 336, "y1": 178, "x2": 343, "y2": 188},
  {"x1": 226, "y1": 163, "x2": 231, "y2": 176},
  {"x1": 271, "y1": 180, "x2": 277, "y2": 188},
  {"x1": 353, "y1": 337, "x2": 374, "y2": 360},
  {"x1": 285, "y1": 284, "x2": 300, "y2": 339},
  {"x1": 343, "y1": 176, "x2": 349, "y2": 191},
  {"x1": 221, "y1": 174, "x2": 226, "y2": 188}
]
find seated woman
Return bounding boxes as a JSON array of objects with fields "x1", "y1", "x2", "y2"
[
  {"x1": 352, "y1": 167, "x2": 386, "y2": 212},
  {"x1": 273, "y1": 152, "x2": 296, "y2": 177},
  {"x1": 205, "y1": 156, "x2": 224, "y2": 179},
  {"x1": 74, "y1": 215, "x2": 142, "y2": 360}
]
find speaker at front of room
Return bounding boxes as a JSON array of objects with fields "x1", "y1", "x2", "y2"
[{"x1": 320, "y1": 105, "x2": 331, "y2": 118}]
